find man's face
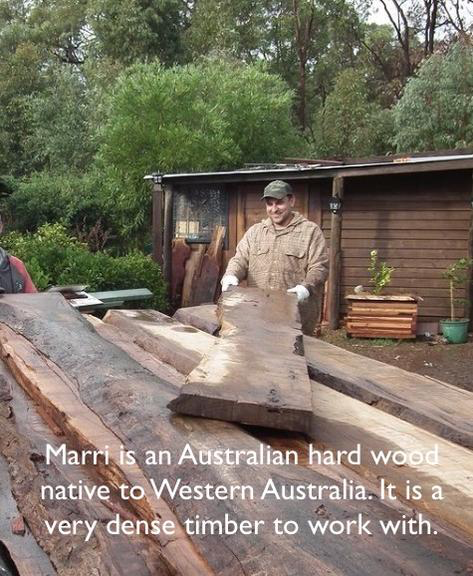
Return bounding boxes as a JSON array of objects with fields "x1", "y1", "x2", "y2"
[{"x1": 265, "y1": 195, "x2": 295, "y2": 227}]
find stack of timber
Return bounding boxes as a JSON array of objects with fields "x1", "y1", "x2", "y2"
[
  {"x1": 108, "y1": 301, "x2": 473, "y2": 544},
  {"x1": 345, "y1": 294, "x2": 418, "y2": 339},
  {"x1": 169, "y1": 288, "x2": 313, "y2": 433},
  {"x1": 1, "y1": 294, "x2": 472, "y2": 574}
]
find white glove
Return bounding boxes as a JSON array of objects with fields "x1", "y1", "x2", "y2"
[
  {"x1": 221, "y1": 274, "x2": 239, "y2": 292},
  {"x1": 287, "y1": 285, "x2": 310, "y2": 302}
]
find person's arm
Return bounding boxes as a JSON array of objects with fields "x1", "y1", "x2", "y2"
[
  {"x1": 10, "y1": 256, "x2": 38, "y2": 293},
  {"x1": 223, "y1": 227, "x2": 253, "y2": 282},
  {"x1": 302, "y1": 225, "x2": 329, "y2": 294}
]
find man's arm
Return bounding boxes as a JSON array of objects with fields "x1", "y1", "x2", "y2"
[
  {"x1": 302, "y1": 226, "x2": 329, "y2": 293},
  {"x1": 223, "y1": 227, "x2": 253, "y2": 281}
]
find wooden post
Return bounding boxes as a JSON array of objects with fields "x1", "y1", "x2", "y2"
[
  {"x1": 236, "y1": 187, "x2": 246, "y2": 243},
  {"x1": 328, "y1": 176, "x2": 344, "y2": 330},
  {"x1": 467, "y1": 173, "x2": 473, "y2": 329},
  {"x1": 152, "y1": 182, "x2": 163, "y2": 266},
  {"x1": 163, "y1": 184, "x2": 174, "y2": 290}
]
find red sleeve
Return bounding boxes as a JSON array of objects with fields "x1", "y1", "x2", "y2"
[{"x1": 9, "y1": 256, "x2": 38, "y2": 293}]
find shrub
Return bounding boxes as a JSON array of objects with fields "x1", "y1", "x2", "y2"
[
  {"x1": 6, "y1": 171, "x2": 115, "y2": 242},
  {"x1": 2, "y1": 223, "x2": 167, "y2": 310}
]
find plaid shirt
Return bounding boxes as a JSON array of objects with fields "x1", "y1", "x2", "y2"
[{"x1": 225, "y1": 212, "x2": 328, "y2": 294}]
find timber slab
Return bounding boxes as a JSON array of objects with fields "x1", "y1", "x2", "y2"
[
  {"x1": 157, "y1": 303, "x2": 473, "y2": 450},
  {"x1": 169, "y1": 288, "x2": 313, "y2": 433},
  {"x1": 173, "y1": 304, "x2": 220, "y2": 335},
  {"x1": 106, "y1": 310, "x2": 473, "y2": 542},
  {"x1": 2, "y1": 295, "x2": 472, "y2": 575},
  {"x1": 304, "y1": 337, "x2": 473, "y2": 450},
  {"x1": 104, "y1": 308, "x2": 214, "y2": 375},
  {"x1": 0, "y1": 360, "x2": 165, "y2": 576},
  {"x1": 93, "y1": 314, "x2": 473, "y2": 572}
]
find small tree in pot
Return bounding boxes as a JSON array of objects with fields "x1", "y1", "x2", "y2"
[
  {"x1": 440, "y1": 258, "x2": 472, "y2": 344},
  {"x1": 368, "y1": 249, "x2": 395, "y2": 294}
]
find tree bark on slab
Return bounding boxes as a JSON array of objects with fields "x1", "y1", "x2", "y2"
[
  {"x1": 169, "y1": 288, "x2": 313, "y2": 433},
  {"x1": 304, "y1": 337, "x2": 473, "y2": 449}
]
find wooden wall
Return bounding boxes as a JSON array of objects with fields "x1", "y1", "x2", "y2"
[{"x1": 320, "y1": 170, "x2": 472, "y2": 322}]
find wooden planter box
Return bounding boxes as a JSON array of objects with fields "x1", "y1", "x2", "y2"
[{"x1": 345, "y1": 294, "x2": 418, "y2": 339}]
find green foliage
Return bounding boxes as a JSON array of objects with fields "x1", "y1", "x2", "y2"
[
  {"x1": 23, "y1": 65, "x2": 96, "y2": 172},
  {"x1": 184, "y1": 0, "x2": 266, "y2": 61},
  {"x1": 442, "y1": 258, "x2": 472, "y2": 321},
  {"x1": 2, "y1": 223, "x2": 168, "y2": 310},
  {"x1": 312, "y1": 69, "x2": 394, "y2": 158},
  {"x1": 394, "y1": 42, "x2": 473, "y2": 152},
  {"x1": 86, "y1": 0, "x2": 187, "y2": 65},
  {"x1": 6, "y1": 171, "x2": 114, "y2": 240},
  {"x1": 97, "y1": 58, "x2": 302, "y2": 239},
  {"x1": 368, "y1": 249, "x2": 394, "y2": 295}
]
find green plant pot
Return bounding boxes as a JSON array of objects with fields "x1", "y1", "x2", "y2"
[{"x1": 439, "y1": 318, "x2": 470, "y2": 344}]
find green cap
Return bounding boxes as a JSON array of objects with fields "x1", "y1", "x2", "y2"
[{"x1": 261, "y1": 180, "x2": 293, "y2": 200}]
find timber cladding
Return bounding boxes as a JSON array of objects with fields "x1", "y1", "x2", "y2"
[{"x1": 321, "y1": 170, "x2": 472, "y2": 322}]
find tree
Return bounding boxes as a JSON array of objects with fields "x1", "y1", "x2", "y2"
[
  {"x1": 313, "y1": 68, "x2": 394, "y2": 157},
  {"x1": 86, "y1": 0, "x2": 188, "y2": 65},
  {"x1": 23, "y1": 65, "x2": 96, "y2": 172},
  {"x1": 97, "y1": 58, "x2": 302, "y2": 240},
  {"x1": 393, "y1": 41, "x2": 473, "y2": 151},
  {"x1": 184, "y1": 0, "x2": 267, "y2": 61}
]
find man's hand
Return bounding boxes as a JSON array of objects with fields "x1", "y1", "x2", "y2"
[
  {"x1": 287, "y1": 285, "x2": 310, "y2": 302},
  {"x1": 221, "y1": 274, "x2": 239, "y2": 292}
]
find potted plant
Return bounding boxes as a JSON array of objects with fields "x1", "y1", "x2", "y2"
[
  {"x1": 439, "y1": 258, "x2": 472, "y2": 344},
  {"x1": 345, "y1": 250, "x2": 418, "y2": 339}
]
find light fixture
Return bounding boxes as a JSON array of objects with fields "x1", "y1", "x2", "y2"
[{"x1": 329, "y1": 196, "x2": 342, "y2": 214}]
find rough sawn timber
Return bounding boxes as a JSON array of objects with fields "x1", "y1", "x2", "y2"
[
  {"x1": 2, "y1": 295, "x2": 472, "y2": 575},
  {"x1": 304, "y1": 337, "x2": 473, "y2": 449},
  {"x1": 107, "y1": 308, "x2": 473, "y2": 542},
  {"x1": 0, "y1": 360, "x2": 166, "y2": 576},
  {"x1": 173, "y1": 304, "x2": 220, "y2": 335},
  {"x1": 169, "y1": 288, "x2": 313, "y2": 433},
  {"x1": 171, "y1": 303, "x2": 473, "y2": 450},
  {"x1": 103, "y1": 308, "x2": 214, "y2": 375},
  {"x1": 93, "y1": 315, "x2": 473, "y2": 572}
]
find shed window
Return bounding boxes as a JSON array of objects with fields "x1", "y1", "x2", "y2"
[{"x1": 173, "y1": 186, "x2": 228, "y2": 243}]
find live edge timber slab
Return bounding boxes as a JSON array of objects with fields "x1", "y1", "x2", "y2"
[
  {"x1": 304, "y1": 337, "x2": 473, "y2": 450},
  {"x1": 101, "y1": 309, "x2": 473, "y2": 544},
  {"x1": 8, "y1": 295, "x2": 471, "y2": 576},
  {"x1": 169, "y1": 288, "x2": 313, "y2": 433}
]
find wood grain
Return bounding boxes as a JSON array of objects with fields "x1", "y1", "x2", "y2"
[{"x1": 170, "y1": 288, "x2": 313, "y2": 433}]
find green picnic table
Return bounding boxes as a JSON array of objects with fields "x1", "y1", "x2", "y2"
[{"x1": 88, "y1": 288, "x2": 153, "y2": 310}]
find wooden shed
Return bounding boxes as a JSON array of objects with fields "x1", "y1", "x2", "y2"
[{"x1": 153, "y1": 153, "x2": 473, "y2": 333}]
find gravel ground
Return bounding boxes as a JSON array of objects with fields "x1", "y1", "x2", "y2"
[{"x1": 320, "y1": 329, "x2": 473, "y2": 393}]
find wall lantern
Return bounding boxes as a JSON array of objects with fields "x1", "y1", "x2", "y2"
[{"x1": 329, "y1": 196, "x2": 342, "y2": 214}]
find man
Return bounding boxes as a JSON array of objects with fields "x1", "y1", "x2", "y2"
[
  {"x1": 0, "y1": 216, "x2": 37, "y2": 293},
  {"x1": 221, "y1": 180, "x2": 328, "y2": 335}
]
